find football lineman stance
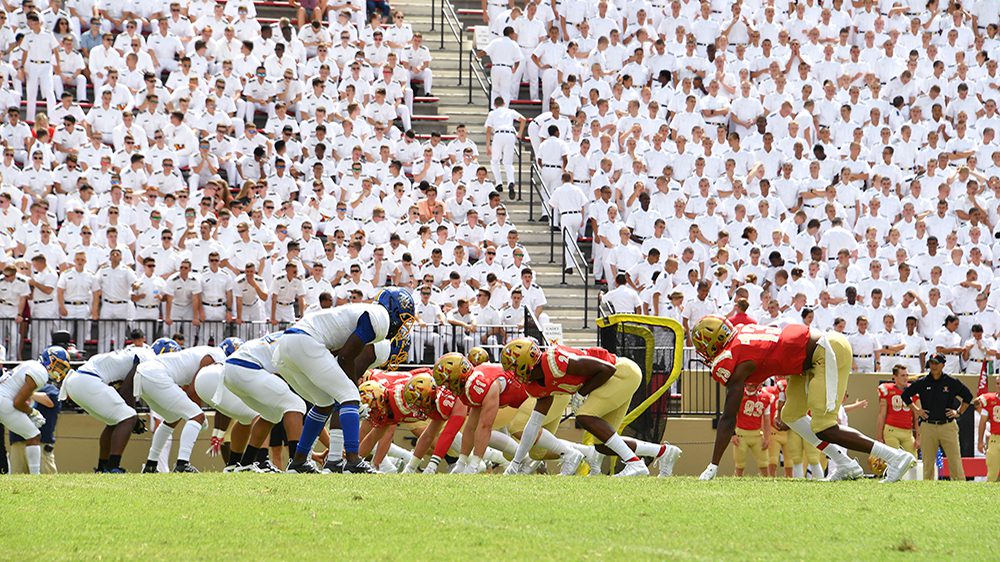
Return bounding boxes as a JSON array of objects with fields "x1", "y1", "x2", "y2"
[
  {"x1": 0, "y1": 347, "x2": 70, "y2": 474},
  {"x1": 60, "y1": 346, "x2": 156, "y2": 472},
  {"x1": 500, "y1": 339, "x2": 682, "y2": 477},
  {"x1": 273, "y1": 287, "x2": 415, "y2": 473},
  {"x1": 692, "y1": 316, "x2": 915, "y2": 482},
  {"x1": 137, "y1": 339, "x2": 226, "y2": 473},
  {"x1": 973, "y1": 374, "x2": 1000, "y2": 482}
]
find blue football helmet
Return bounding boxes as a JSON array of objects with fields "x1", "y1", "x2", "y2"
[
  {"x1": 39, "y1": 346, "x2": 71, "y2": 382},
  {"x1": 376, "y1": 287, "x2": 415, "y2": 342},
  {"x1": 219, "y1": 337, "x2": 244, "y2": 357},
  {"x1": 152, "y1": 337, "x2": 181, "y2": 355}
]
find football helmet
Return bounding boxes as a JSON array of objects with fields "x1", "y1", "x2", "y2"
[
  {"x1": 39, "y1": 346, "x2": 71, "y2": 382},
  {"x1": 433, "y1": 352, "x2": 473, "y2": 393},
  {"x1": 382, "y1": 336, "x2": 410, "y2": 371},
  {"x1": 219, "y1": 337, "x2": 244, "y2": 357},
  {"x1": 500, "y1": 338, "x2": 542, "y2": 382},
  {"x1": 152, "y1": 337, "x2": 181, "y2": 355},
  {"x1": 358, "y1": 379, "x2": 387, "y2": 408},
  {"x1": 467, "y1": 346, "x2": 489, "y2": 366},
  {"x1": 402, "y1": 372, "x2": 437, "y2": 410},
  {"x1": 375, "y1": 287, "x2": 415, "y2": 345},
  {"x1": 869, "y1": 456, "x2": 888, "y2": 477},
  {"x1": 691, "y1": 315, "x2": 735, "y2": 361}
]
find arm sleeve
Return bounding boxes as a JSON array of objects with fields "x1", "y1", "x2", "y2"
[
  {"x1": 433, "y1": 414, "x2": 466, "y2": 458},
  {"x1": 352, "y1": 311, "x2": 376, "y2": 344}
]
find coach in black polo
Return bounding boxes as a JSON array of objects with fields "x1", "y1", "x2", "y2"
[{"x1": 901, "y1": 354, "x2": 973, "y2": 480}]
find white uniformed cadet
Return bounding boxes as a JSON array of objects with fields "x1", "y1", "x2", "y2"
[
  {"x1": 876, "y1": 315, "x2": 905, "y2": 372},
  {"x1": 235, "y1": 262, "x2": 269, "y2": 340},
  {"x1": 0, "y1": 358, "x2": 63, "y2": 474},
  {"x1": 501, "y1": 287, "x2": 526, "y2": 339},
  {"x1": 303, "y1": 263, "x2": 334, "y2": 310},
  {"x1": 931, "y1": 315, "x2": 964, "y2": 374},
  {"x1": 402, "y1": 33, "x2": 433, "y2": 95},
  {"x1": 163, "y1": 259, "x2": 202, "y2": 346},
  {"x1": 535, "y1": 126, "x2": 567, "y2": 190},
  {"x1": 20, "y1": 13, "x2": 60, "y2": 122},
  {"x1": 0, "y1": 263, "x2": 30, "y2": 360},
  {"x1": 60, "y1": 346, "x2": 156, "y2": 472},
  {"x1": 510, "y1": 3, "x2": 545, "y2": 101},
  {"x1": 222, "y1": 332, "x2": 307, "y2": 472},
  {"x1": 57, "y1": 252, "x2": 96, "y2": 351},
  {"x1": 962, "y1": 325, "x2": 995, "y2": 375},
  {"x1": 482, "y1": 26, "x2": 523, "y2": 106},
  {"x1": 848, "y1": 317, "x2": 878, "y2": 372},
  {"x1": 27, "y1": 255, "x2": 58, "y2": 359},
  {"x1": 138, "y1": 342, "x2": 225, "y2": 473},
  {"x1": 412, "y1": 285, "x2": 445, "y2": 363},
  {"x1": 898, "y1": 317, "x2": 927, "y2": 374},
  {"x1": 94, "y1": 249, "x2": 136, "y2": 354},
  {"x1": 131, "y1": 256, "x2": 165, "y2": 340},
  {"x1": 484, "y1": 97, "x2": 527, "y2": 196},
  {"x1": 270, "y1": 262, "x2": 305, "y2": 327},
  {"x1": 199, "y1": 251, "x2": 235, "y2": 346}
]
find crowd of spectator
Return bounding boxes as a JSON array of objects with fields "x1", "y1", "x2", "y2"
[
  {"x1": 0, "y1": 0, "x2": 545, "y2": 363},
  {"x1": 480, "y1": 0, "x2": 1000, "y2": 374}
]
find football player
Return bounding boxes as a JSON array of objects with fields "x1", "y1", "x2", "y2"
[
  {"x1": 358, "y1": 370, "x2": 433, "y2": 472},
  {"x1": 500, "y1": 339, "x2": 682, "y2": 477},
  {"x1": 876, "y1": 365, "x2": 919, "y2": 456},
  {"x1": 273, "y1": 287, "x2": 415, "y2": 473},
  {"x1": 692, "y1": 316, "x2": 915, "y2": 482},
  {"x1": 760, "y1": 380, "x2": 793, "y2": 477},
  {"x1": 0, "y1": 347, "x2": 70, "y2": 474},
  {"x1": 60, "y1": 346, "x2": 156, "y2": 472},
  {"x1": 137, "y1": 339, "x2": 226, "y2": 473},
  {"x1": 732, "y1": 383, "x2": 772, "y2": 476},
  {"x1": 973, "y1": 374, "x2": 999, "y2": 482}
]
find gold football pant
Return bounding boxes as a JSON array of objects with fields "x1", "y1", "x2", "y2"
[
  {"x1": 883, "y1": 424, "x2": 916, "y2": 456},
  {"x1": 734, "y1": 428, "x2": 768, "y2": 470}
]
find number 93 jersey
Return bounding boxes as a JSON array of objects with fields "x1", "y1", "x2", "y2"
[
  {"x1": 878, "y1": 383, "x2": 915, "y2": 430},
  {"x1": 709, "y1": 324, "x2": 810, "y2": 386}
]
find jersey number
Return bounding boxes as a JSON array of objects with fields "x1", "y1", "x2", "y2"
[
  {"x1": 891, "y1": 395, "x2": 905, "y2": 412},
  {"x1": 742, "y1": 400, "x2": 765, "y2": 417},
  {"x1": 736, "y1": 326, "x2": 781, "y2": 345}
]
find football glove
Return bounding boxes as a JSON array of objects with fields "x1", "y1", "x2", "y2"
[
  {"x1": 206, "y1": 429, "x2": 225, "y2": 457},
  {"x1": 358, "y1": 403, "x2": 370, "y2": 420},
  {"x1": 132, "y1": 417, "x2": 148, "y2": 434},
  {"x1": 569, "y1": 392, "x2": 585, "y2": 414},
  {"x1": 28, "y1": 409, "x2": 46, "y2": 428},
  {"x1": 699, "y1": 463, "x2": 718, "y2": 481}
]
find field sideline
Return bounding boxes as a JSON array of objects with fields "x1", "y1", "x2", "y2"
[{"x1": 0, "y1": 475, "x2": 987, "y2": 561}]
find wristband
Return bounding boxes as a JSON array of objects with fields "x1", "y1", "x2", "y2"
[{"x1": 211, "y1": 428, "x2": 225, "y2": 440}]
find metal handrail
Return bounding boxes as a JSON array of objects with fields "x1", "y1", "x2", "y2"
[
  {"x1": 468, "y1": 48, "x2": 489, "y2": 104},
  {"x1": 430, "y1": 0, "x2": 436, "y2": 31},
  {"x1": 440, "y1": 0, "x2": 464, "y2": 85}
]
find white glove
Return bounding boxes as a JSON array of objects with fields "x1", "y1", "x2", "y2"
[
  {"x1": 699, "y1": 463, "x2": 718, "y2": 481},
  {"x1": 28, "y1": 409, "x2": 46, "y2": 428},
  {"x1": 503, "y1": 460, "x2": 522, "y2": 475},
  {"x1": 358, "y1": 404, "x2": 370, "y2": 420},
  {"x1": 569, "y1": 392, "x2": 585, "y2": 414}
]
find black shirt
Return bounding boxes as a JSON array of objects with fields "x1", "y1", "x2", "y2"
[{"x1": 901, "y1": 373, "x2": 973, "y2": 422}]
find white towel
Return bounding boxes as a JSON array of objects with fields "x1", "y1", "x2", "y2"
[
  {"x1": 133, "y1": 369, "x2": 144, "y2": 399},
  {"x1": 815, "y1": 335, "x2": 839, "y2": 413}
]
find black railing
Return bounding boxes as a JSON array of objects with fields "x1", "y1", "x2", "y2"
[
  {"x1": 440, "y1": 0, "x2": 464, "y2": 85},
  {"x1": 468, "y1": 48, "x2": 489, "y2": 105}
]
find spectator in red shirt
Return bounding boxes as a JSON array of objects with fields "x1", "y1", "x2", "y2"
[{"x1": 728, "y1": 298, "x2": 756, "y2": 327}]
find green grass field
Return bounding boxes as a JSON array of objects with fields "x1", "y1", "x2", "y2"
[{"x1": 0, "y1": 475, "x2": 989, "y2": 561}]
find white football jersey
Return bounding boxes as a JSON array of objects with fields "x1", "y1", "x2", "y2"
[
  {"x1": 142, "y1": 346, "x2": 226, "y2": 385},
  {"x1": 230, "y1": 332, "x2": 282, "y2": 372},
  {"x1": 0, "y1": 361, "x2": 48, "y2": 399},
  {"x1": 291, "y1": 304, "x2": 390, "y2": 351},
  {"x1": 79, "y1": 347, "x2": 157, "y2": 384}
]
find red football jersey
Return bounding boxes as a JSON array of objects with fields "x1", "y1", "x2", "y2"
[
  {"x1": 981, "y1": 392, "x2": 1000, "y2": 434},
  {"x1": 878, "y1": 383, "x2": 914, "y2": 430},
  {"x1": 426, "y1": 388, "x2": 458, "y2": 422},
  {"x1": 464, "y1": 363, "x2": 529, "y2": 409},
  {"x1": 736, "y1": 390, "x2": 773, "y2": 431},
  {"x1": 524, "y1": 345, "x2": 618, "y2": 398},
  {"x1": 368, "y1": 372, "x2": 425, "y2": 427},
  {"x1": 709, "y1": 324, "x2": 811, "y2": 386}
]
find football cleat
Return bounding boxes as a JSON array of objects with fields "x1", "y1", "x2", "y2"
[
  {"x1": 256, "y1": 460, "x2": 283, "y2": 473},
  {"x1": 882, "y1": 452, "x2": 917, "y2": 483},
  {"x1": 823, "y1": 459, "x2": 864, "y2": 481},
  {"x1": 232, "y1": 464, "x2": 263, "y2": 473},
  {"x1": 222, "y1": 465, "x2": 238, "y2": 473},
  {"x1": 559, "y1": 449, "x2": 584, "y2": 476},
  {"x1": 614, "y1": 461, "x2": 650, "y2": 477},
  {"x1": 286, "y1": 459, "x2": 322, "y2": 473},
  {"x1": 107, "y1": 467, "x2": 127, "y2": 474},
  {"x1": 587, "y1": 451, "x2": 605, "y2": 476},
  {"x1": 520, "y1": 459, "x2": 544, "y2": 474},
  {"x1": 141, "y1": 463, "x2": 158, "y2": 474},
  {"x1": 344, "y1": 458, "x2": 378, "y2": 474},
  {"x1": 173, "y1": 463, "x2": 200, "y2": 473},
  {"x1": 321, "y1": 459, "x2": 346, "y2": 474},
  {"x1": 657, "y1": 445, "x2": 682, "y2": 478}
]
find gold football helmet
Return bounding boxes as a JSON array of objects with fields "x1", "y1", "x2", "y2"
[
  {"x1": 433, "y1": 352, "x2": 473, "y2": 392},
  {"x1": 500, "y1": 338, "x2": 542, "y2": 382},
  {"x1": 691, "y1": 315, "x2": 735, "y2": 361},
  {"x1": 358, "y1": 380, "x2": 387, "y2": 408},
  {"x1": 869, "y1": 456, "x2": 888, "y2": 477},
  {"x1": 467, "y1": 346, "x2": 489, "y2": 366},
  {"x1": 403, "y1": 373, "x2": 437, "y2": 410}
]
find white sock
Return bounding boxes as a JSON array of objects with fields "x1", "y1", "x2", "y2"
[
  {"x1": 388, "y1": 443, "x2": 413, "y2": 463},
  {"x1": 489, "y1": 430, "x2": 518, "y2": 456},
  {"x1": 792, "y1": 464, "x2": 804, "y2": 478},
  {"x1": 177, "y1": 420, "x2": 203, "y2": 462},
  {"x1": 785, "y1": 416, "x2": 854, "y2": 466},
  {"x1": 535, "y1": 429, "x2": 572, "y2": 456},
  {"x1": 329, "y1": 429, "x2": 344, "y2": 462},
  {"x1": 404, "y1": 455, "x2": 422, "y2": 472},
  {"x1": 808, "y1": 463, "x2": 824, "y2": 479},
  {"x1": 25, "y1": 444, "x2": 41, "y2": 474},
  {"x1": 604, "y1": 433, "x2": 639, "y2": 462},
  {"x1": 633, "y1": 440, "x2": 666, "y2": 458},
  {"x1": 483, "y1": 447, "x2": 507, "y2": 464},
  {"x1": 870, "y1": 441, "x2": 902, "y2": 462},
  {"x1": 148, "y1": 424, "x2": 175, "y2": 461}
]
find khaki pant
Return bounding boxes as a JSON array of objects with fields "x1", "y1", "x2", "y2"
[
  {"x1": 884, "y1": 424, "x2": 916, "y2": 456},
  {"x1": 734, "y1": 428, "x2": 768, "y2": 470},
  {"x1": 782, "y1": 332, "x2": 852, "y2": 433},
  {"x1": 576, "y1": 357, "x2": 642, "y2": 431},
  {"x1": 768, "y1": 429, "x2": 789, "y2": 466},
  {"x1": 920, "y1": 421, "x2": 964, "y2": 481},
  {"x1": 8, "y1": 442, "x2": 58, "y2": 474},
  {"x1": 986, "y1": 435, "x2": 999, "y2": 483}
]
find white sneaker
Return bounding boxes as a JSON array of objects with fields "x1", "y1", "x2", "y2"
[
  {"x1": 614, "y1": 460, "x2": 650, "y2": 477},
  {"x1": 882, "y1": 451, "x2": 917, "y2": 483},
  {"x1": 232, "y1": 463, "x2": 263, "y2": 473},
  {"x1": 657, "y1": 445, "x2": 682, "y2": 478},
  {"x1": 587, "y1": 452, "x2": 605, "y2": 476},
  {"x1": 520, "y1": 460, "x2": 543, "y2": 474},
  {"x1": 823, "y1": 459, "x2": 864, "y2": 481},
  {"x1": 559, "y1": 449, "x2": 584, "y2": 476},
  {"x1": 222, "y1": 465, "x2": 238, "y2": 473}
]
